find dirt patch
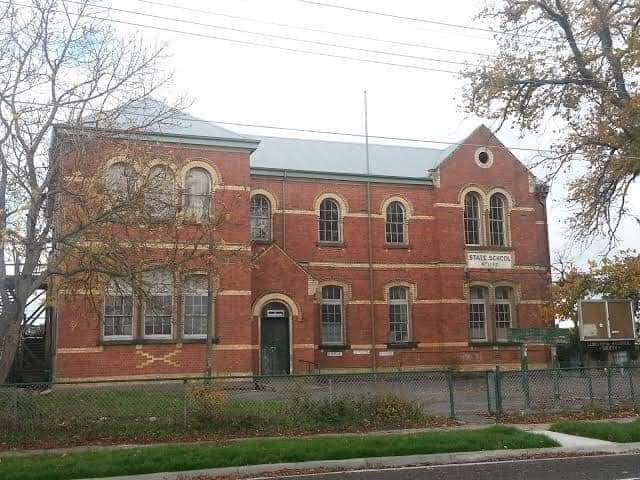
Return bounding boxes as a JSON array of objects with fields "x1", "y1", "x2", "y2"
[{"x1": 496, "y1": 408, "x2": 640, "y2": 424}]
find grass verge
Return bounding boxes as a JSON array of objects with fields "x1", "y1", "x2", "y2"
[
  {"x1": 1, "y1": 426, "x2": 557, "y2": 480},
  {"x1": 551, "y1": 419, "x2": 640, "y2": 443}
]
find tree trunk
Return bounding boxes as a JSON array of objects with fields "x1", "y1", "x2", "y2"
[{"x1": 0, "y1": 310, "x2": 23, "y2": 383}]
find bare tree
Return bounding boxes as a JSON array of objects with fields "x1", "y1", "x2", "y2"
[
  {"x1": 463, "y1": 0, "x2": 640, "y2": 244},
  {"x1": 0, "y1": 0, "x2": 204, "y2": 382}
]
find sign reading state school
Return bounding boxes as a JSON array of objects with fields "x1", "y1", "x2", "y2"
[{"x1": 466, "y1": 251, "x2": 513, "y2": 269}]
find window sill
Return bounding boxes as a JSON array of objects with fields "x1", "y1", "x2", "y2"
[
  {"x1": 98, "y1": 337, "x2": 219, "y2": 346},
  {"x1": 384, "y1": 243, "x2": 410, "y2": 250},
  {"x1": 317, "y1": 241, "x2": 345, "y2": 248},
  {"x1": 387, "y1": 341, "x2": 417, "y2": 349},
  {"x1": 319, "y1": 344, "x2": 351, "y2": 351},
  {"x1": 469, "y1": 341, "x2": 522, "y2": 347},
  {"x1": 465, "y1": 245, "x2": 512, "y2": 251}
]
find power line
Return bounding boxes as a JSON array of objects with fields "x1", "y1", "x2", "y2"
[
  {"x1": 54, "y1": 0, "x2": 475, "y2": 68},
  {"x1": 3, "y1": 0, "x2": 459, "y2": 74},
  {"x1": 132, "y1": 0, "x2": 496, "y2": 58},
  {"x1": 295, "y1": 0, "x2": 574, "y2": 45}
]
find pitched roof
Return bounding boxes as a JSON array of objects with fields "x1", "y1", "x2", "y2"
[{"x1": 251, "y1": 136, "x2": 451, "y2": 180}]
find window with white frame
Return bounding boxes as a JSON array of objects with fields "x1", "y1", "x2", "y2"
[
  {"x1": 183, "y1": 275, "x2": 208, "y2": 337},
  {"x1": 469, "y1": 286, "x2": 488, "y2": 340},
  {"x1": 183, "y1": 167, "x2": 212, "y2": 223},
  {"x1": 388, "y1": 286, "x2": 410, "y2": 343},
  {"x1": 105, "y1": 162, "x2": 137, "y2": 203},
  {"x1": 319, "y1": 198, "x2": 340, "y2": 242},
  {"x1": 250, "y1": 194, "x2": 272, "y2": 241},
  {"x1": 145, "y1": 165, "x2": 175, "y2": 221},
  {"x1": 464, "y1": 193, "x2": 481, "y2": 245},
  {"x1": 143, "y1": 270, "x2": 173, "y2": 337},
  {"x1": 320, "y1": 286, "x2": 344, "y2": 345},
  {"x1": 103, "y1": 279, "x2": 133, "y2": 339},
  {"x1": 495, "y1": 286, "x2": 514, "y2": 341},
  {"x1": 489, "y1": 194, "x2": 507, "y2": 246},
  {"x1": 385, "y1": 201, "x2": 406, "y2": 244}
]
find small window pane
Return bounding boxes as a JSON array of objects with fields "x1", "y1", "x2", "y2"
[
  {"x1": 489, "y1": 194, "x2": 506, "y2": 246},
  {"x1": 183, "y1": 168, "x2": 211, "y2": 223},
  {"x1": 145, "y1": 165, "x2": 175, "y2": 221},
  {"x1": 319, "y1": 199, "x2": 340, "y2": 242},
  {"x1": 320, "y1": 286, "x2": 343, "y2": 344},
  {"x1": 389, "y1": 287, "x2": 409, "y2": 343},
  {"x1": 464, "y1": 193, "x2": 481, "y2": 245},
  {"x1": 250, "y1": 194, "x2": 271, "y2": 241},
  {"x1": 385, "y1": 201, "x2": 405, "y2": 244}
]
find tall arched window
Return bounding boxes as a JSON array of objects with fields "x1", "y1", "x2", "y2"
[
  {"x1": 250, "y1": 194, "x2": 272, "y2": 241},
  {"x1": 183, "y1": 275, "x2": 208, "y2": 338},
  {"x1": 183, "y1": 167, "x2": 212, "y2": 223},
  {"x1": 385, "y1": 201, "x2": 406, "y2": 244},
  {"x1": 320, "y1": 286, "x2": 344, "y2": 345},
  {"x1": 388, "y1": 286, "x2": 410, "y2": 343},
  {"x1": 105, "y1": 162, "x2": 136, "y2": 202},
  {"x1": 464, "y1": 193, "x2": 481, "y2": 245},
  {"x1": 469, "y1": 286, "x2": 488, "y2": 340},
  {"x1": 145, "y1": 165, "x2": 175, "y2": 221},
  {"x1": 103, "y1": 279, "x2": 133, "y2": 339},
  {"x1": 319, "y1": 198, "x2": 340, "y2": 242},
  {"x1": 489, "y1": 194, "x2": 507, "y2": 246},
  {"x1": 495, "y1": 286, "x2": 514, "y2": 341}
]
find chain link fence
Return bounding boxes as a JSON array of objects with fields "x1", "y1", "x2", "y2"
[{"x1": 1, "y1": 367, "x2": 638, "y2": 445}]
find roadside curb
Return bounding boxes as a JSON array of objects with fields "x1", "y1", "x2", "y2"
[{"x1": 88, "y1": 443, "x2": 640, "y2": 480}]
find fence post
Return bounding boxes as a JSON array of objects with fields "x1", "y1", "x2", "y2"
[
  {"x1": 12, "y1": 387, "x2": 19, "y2": 430},
  {"x1": 606, "y1": 367, "x2": 614, "y2": 410},
  {"x1": 485, "y1": 371, "x2": 492, "y2": 415},
  {"x1": 586, "y1": 368, "x2": 594, "y2": 408},
  {"x1": 494, "y1": 366, "x2": 503, "y2": 418},
  {"x1": 446, "y1": 368, "x2": 455, "y2": 419},
  {"x1": 328, "y1": 376, "x2": 333, "y2": 404},
  {"x1": 629, "y1": 368, "x2": 636, "y2": 406},
  {"x1": 522, "y1": 369, "x2": 530, "y2": 411},
  {"x1": 552, "y1": 368, "x2": 560, "y2": 408},
  {"x1": 182, "y1": 379, "x2": 188, "y2": 429}
]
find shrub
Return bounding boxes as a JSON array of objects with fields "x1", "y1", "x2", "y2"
[{"x1": 190, "y1": 385, "x2": 225, "y2": 420}]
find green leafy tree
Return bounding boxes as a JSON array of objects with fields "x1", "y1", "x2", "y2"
[{"x1": 463, "y1": 0, "x2": 640, "y2": 243}]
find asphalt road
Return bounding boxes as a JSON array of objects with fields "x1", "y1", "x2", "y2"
[{"x1": 255, "y1": 454, "x2": 640, "y2": 480}]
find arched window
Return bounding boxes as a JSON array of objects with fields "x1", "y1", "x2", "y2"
[
  {"x1": 105, "y1": 162, "x2": 136, "y2": 202},
  {"x1": 464, "y1": 193, "x2": 481, "y2": 245},
  {"x1": 183, "y1": 275, "x2": 208, "y2": 338},
  {"x1": 385, "y1": 201, "x2": 406, "y2": 244},
  {"x1": 103, "y1": 279, "x2": 133, "y2": 339},
  {"x1": 143, "y1": 270, "x2": 173, "y2": 338},
  {"x1": 320, "y1": 286, "x2": 344, "y2": 345},
  {"x1": 469, "y1": 286, "x2": 488, "y2": 340},
  {"x1": 319, "y1": 198, "x2": 340, "y2": 242},
  {"x1": 388, "y1": 286, "x2": 410, "y2": 343},
  {"x1": 250, "y1": 194, "x2": 272, "y2": 241},
  {"x1": 183, "y1": 167, "x2": 212, "y2": 223},
  {"x1": 145, "y1": 165, "x2": 175, "y2": 221},
  {"x1": 489, "y1": 194, "x2": 507, "y2": 246},
  {"x1": 495, "y1": 286, "x2": 514, "y2": 341}
]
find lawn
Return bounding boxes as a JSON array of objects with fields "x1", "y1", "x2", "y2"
[
  {"x1": 551, "y1": 419, "x2": 640, "y2": 443},
  {"x1": 0, "y1": 426, "x2": 558, "y2": 480}
]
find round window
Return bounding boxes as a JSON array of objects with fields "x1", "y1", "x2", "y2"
[{"x1": 474, "y1": 148, "x2": 493, "y2": 168}]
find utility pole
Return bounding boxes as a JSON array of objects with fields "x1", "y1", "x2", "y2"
[{"x1": 364, "y1": 91, "x2": 377, "y2": 372}]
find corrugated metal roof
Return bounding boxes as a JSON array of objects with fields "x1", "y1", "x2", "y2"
[{"x1": 251, "y1": 136, "x2": 450, "y2": 179}]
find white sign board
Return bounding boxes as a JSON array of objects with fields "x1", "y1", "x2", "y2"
[{"x1": 466, "y1": 251, "x2": 513, "y2": 269}]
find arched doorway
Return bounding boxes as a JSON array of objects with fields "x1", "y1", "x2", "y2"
[{"x1": 260, "y1": 301, "x2": 290, "y2": 375}]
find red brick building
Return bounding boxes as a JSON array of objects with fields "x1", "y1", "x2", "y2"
[{"x1": 53, "y1": 112, "x2": 552, "y2": 381}]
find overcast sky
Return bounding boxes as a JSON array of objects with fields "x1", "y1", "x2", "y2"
[{"x1": 111, "y1": 0, "x2": 638, "y2": 267}]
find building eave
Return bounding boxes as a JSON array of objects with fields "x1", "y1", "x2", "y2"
[{"x1": 250, "y1": 167, "x2": 433, "y2": 185}]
